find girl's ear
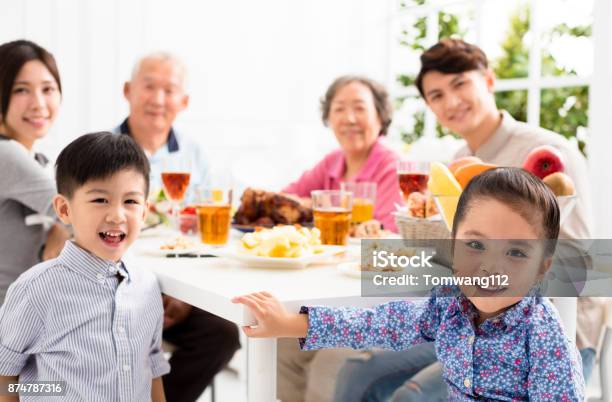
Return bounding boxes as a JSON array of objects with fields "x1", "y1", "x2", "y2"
[{"x1": 53, "y1": 194, "x2": 72, "y2": 225}]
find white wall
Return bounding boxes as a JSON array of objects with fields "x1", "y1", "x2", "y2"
[
  {"x1": 589, "y1": 0, "x2": 612, "y2": 238},
  {"x1": 2, "y1": 0, "x2": 610, "y2": 235},
  {"x1": 0, "y1": 0, "x2": 394, "y2": 192}
]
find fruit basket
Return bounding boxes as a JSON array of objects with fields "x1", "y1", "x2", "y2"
[
  {"x1": 394, "y1": 213, "x2": 450, "y2": 240},
  {"x1": 394, "y1": 213, "x2": 452, "y2": 267}
]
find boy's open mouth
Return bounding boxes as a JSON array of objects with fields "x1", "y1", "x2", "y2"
[{"x1": 99, "y1": 231, "x2": 126, "y2": 245}]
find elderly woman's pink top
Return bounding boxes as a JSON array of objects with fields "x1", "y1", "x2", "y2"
[{"x1": 282, "y1": 139, "x2": 404, "y2": 232}]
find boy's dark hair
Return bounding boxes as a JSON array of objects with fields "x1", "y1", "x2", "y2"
[
  {"x1": 452, "y1": 167, "x2": 560, "y2": 256},
  {"x1": 320, "y1": 75, "x2": 393, "y2": 136},
  {"x1": 56, "y1": 132, "x2": 150, "y2": 198},
  {"x1": 0, "y1": 40, "x2": 62, "y2": 123},
  {"x1": 415, "y1": 38, "x2": 488, "y2": 98}
]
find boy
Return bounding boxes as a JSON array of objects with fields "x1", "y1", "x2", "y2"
[{"x1": 0, "y1": 132, "x2": 169, "y2": 401}]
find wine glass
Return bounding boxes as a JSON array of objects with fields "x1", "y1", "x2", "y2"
[
  {"x1": 161, "y1": 158, "x2": 192, "y2": 231},
  {"x1": 397, "y1": 160, "x2": 430, "y2": 202}
]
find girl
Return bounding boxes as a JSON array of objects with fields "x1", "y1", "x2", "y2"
[
  {"x1": 233, "y1": 167, "x2": 584, "y2": 401},
  {"x1": 0, "y1": 40, "x2": 70, "y2": 304}
]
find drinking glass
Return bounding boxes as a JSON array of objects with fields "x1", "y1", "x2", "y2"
[
  {"x1": 311, "y1": 190, "x2": 353, "y2": 245},
  {"x1": 397, "y1": 160, "x2": 430, "y2": 202},
  {"x1": 196, "y1": 188, "x2": 233, "y2": 245},
  {"x1": 340, "y1": 182, "x2": 377, "y2": 224},
  {"x1": 161, "y1": 159, "x2": 192, "y2": 231},
  {"x1": 161, "y1": 172, "x2": 191, "y2": 230}
]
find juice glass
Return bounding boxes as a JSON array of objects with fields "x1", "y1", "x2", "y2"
[
  {"x1": 397, "y1": 160, "x2": 429, "y2": 201},
  {"x1": 340, "y1": 182, "x2": 376, "y2": 224},
  {"x1": 311, "y1": 190, "x2": 353, "y2": 245},
  {"x1": 196, "y1": 188, "x2": 233, "y2": 245}
]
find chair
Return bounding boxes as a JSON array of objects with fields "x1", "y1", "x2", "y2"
[
  {"x1": 588, "y1": 327, "x2": 611, "y2": 402},
  {"x1": 599, "y1": 327, "x2": 611, "y2": 402}
]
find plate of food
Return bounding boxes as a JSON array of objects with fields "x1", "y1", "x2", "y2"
[
  {"x1": 215, "y1": 225, "x2": 345, "y2": 268},
  {"x1": 232, "y1": 188, "x2": 313, "y2": 232},
  {"x1": 347, "y1": 220, "x2": 399, "y2": 245},
  {"x1": 337, "y1": 246, "x2": 449, "y2": 281},
  {"x1": 137, "y1": 236, "x2": 205, "y2": 257}
]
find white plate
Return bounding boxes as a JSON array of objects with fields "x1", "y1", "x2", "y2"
[
  {"x1": 135, "y1": 239, "x2": 207, "y2": 257},
  {"x1": 214, "y1": 245, "x2": 347, "y2": 269},
  {"x1": 337, "y1": 261, "x2": 410, "y2": 279},
  {"x1": 139, "y1": 226, "x2": 177, "y2": 238}
]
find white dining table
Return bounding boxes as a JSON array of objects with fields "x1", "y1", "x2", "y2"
[{"x1": 127, "y1": 232, "x2": 401, "y2": 402}]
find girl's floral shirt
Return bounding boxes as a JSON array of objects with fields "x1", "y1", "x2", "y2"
[{"x1": 299, "y1": 287, "x2": 584, "y2": 401}]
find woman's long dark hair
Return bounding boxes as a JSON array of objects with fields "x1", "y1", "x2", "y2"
[{"x1": 0, "y1": 40, "x2": 62, "y2": 123}]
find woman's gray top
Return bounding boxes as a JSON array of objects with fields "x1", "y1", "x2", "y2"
[{"x1": 0, "y1": 136, "x2": 56, "y2": 304}]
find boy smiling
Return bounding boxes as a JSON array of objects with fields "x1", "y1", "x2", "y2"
[{"x1": 0, "y1": 132, "x2": 169, "y2": 401}]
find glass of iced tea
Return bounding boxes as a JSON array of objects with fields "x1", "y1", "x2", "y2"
[
  {"x1": 311, "y1": 190, "x2": 353, "y2": 245},
  {"x1": 397, "y1": 160, "x2": 429, "y2": 201},
  {"x1": 340, "y1": 182, "x2": 376, "y2": 224},
  {"x1": 196, "y1": 188, "x2": 233, "y2": 245},
  {"x1": 161, "y1": 171, "x2": 191, "y2": 230}
]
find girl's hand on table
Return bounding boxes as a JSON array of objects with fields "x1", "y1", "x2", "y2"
[{"x1": 232, "y1": 291, "x2": 308, "y2": 338}]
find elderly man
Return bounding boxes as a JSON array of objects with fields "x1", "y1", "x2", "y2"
[{"x1": 115, "y1": 52, "x2": 240, "y2": 402}]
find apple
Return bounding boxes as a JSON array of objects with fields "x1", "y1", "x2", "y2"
[
  {"x1": 543, "y1": 172, "x2": 575, "y2": 196},
  {"x1": 522, "y1": 145, "x2": 565, "y2": 179}
]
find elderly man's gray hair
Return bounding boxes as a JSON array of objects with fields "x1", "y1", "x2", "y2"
[{"x1": 130, "y1": 51, "x2": 188, "y2": 90}]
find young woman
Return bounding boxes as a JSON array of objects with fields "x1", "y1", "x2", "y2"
[{"x1": 0, "y1": 39, "x2": 69, "y2": 304}]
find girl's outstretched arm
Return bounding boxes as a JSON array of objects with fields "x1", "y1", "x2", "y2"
[{"x1": 234, "y1": 291, "x2": 440, "y2": 351}]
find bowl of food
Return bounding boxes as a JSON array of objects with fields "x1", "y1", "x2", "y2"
[{"x1": 179, "y1": 206, "x2": 198, "y2": 235}]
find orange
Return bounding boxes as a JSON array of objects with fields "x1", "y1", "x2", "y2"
[
  {"x1": 453, "y1": 162, "x2": 497, "y2": 189},
  {"x1": 428, "y1": 162, "x2": 462, "y2": 196},
  {"x1": 448, "y1": 156, "x2": 482, "y2": 175}
]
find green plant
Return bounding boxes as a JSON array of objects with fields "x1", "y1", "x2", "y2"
[
  {"x1": 396, "y1": 1, "x2": 466, "y2": 143},
  {"x1": 494, "y1": 5, "x2": 589, "y2": 154}
]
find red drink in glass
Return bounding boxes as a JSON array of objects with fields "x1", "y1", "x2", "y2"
[
  {"x1": 162, "y1": 172, "x2": 191, "y2": 201},
  {"x1": 398, "y1": 172, "x2": 429, "y2": 200}
]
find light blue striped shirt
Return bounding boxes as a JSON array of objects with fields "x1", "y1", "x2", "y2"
[{"x1": 0, "y1": 241, "x2": 170, "y2": 401}]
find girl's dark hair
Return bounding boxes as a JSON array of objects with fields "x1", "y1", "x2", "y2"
[
  {"x1": 56, "y1": 132, "x2": 150, "y2": 198},
  {"x1": 452, "y1": 167, "x2": 560, "y2": 256},
  {"x1": 415, "y1": 38, "x2": 488, "y2": 98},
  {"x1": 0, "y1": 40, "x2": 62, "y2": 122},
  {"x1": 320, "y1": 75, "x2": 393, "y2": 136}
]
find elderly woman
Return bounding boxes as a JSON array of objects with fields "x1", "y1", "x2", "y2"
[
  {"x1": 283, "y1": 75, "x2": 403, "y2": 232},
  {"x1": 277, "y1": 76, "x2": 404, "y2": 402},
  {"x1": 0, "y1": 40, "x2": 70, "y2": 304}
]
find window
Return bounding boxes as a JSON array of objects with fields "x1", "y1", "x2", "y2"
[{"x1": 390, "y1": 0, "x2": 593, "y2": 154}]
